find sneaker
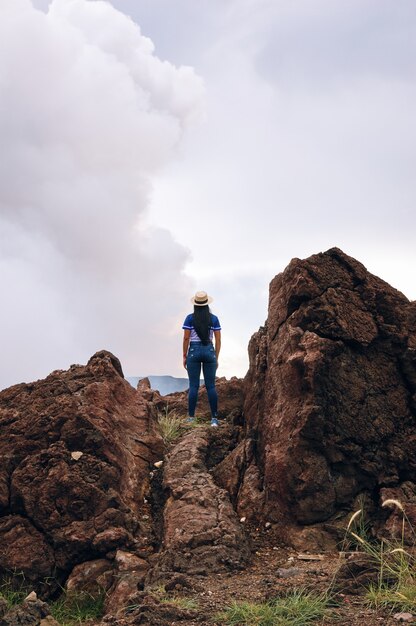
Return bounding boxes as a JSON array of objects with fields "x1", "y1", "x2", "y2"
[{"x1": 210, "y1": 417, "x2": 219, "y2": 427}]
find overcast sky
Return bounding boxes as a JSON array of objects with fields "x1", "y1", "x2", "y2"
[{"x1": 1, "y1": 0, "x2": 415, "y2": 389}]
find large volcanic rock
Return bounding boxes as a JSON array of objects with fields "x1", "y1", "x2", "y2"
[
  {"x1": 241, "y1": 248, "x2": 416, "y2": 532},
  {"x1": 147, "y1": 428, "x2": 250, "y2": 585},
  {"x1": 0, "y1": 351, "x2": 163, "y2": 594}
]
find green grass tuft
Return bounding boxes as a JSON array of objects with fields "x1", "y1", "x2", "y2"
[
  {"x1": 0, "y1": 573, "x2": 30, "y2": 608},
  {"x1": 366, "y1": 580, "x2": 416, "y2": 612},
  {"x1": 159, "y1": 595, "x2": 199, "y2": 610},
  {"x1": 49, "y1": 590, "x2": 105, "y2": 626},
  {"x1": 344, "y1": 499, "x2": 416, "y2": 614},
  {"x1": 157, "y1": 406, "x2": 185, "y2": 444},
  {"x1": 127, "y1": 586, "x2": 198, "y2": 615},
  {"x1": 216, "y1": 589, "x2": 331, "y2": 625}
]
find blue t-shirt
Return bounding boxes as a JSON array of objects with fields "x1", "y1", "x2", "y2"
[{"x1": 182, "y1": 313, "x2": 221, "y2": 343}]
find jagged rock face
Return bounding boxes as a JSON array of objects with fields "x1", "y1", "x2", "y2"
[
  {"x1": 0, "y1": 351, "x2": 163, "y2": 590},
  {"x1": 243, "y1": 248, "x2": 416, "y2": 526}
]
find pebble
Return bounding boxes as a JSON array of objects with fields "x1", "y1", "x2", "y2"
[
  {"x1": 276, "y1": 567, "x2": 302, "y2": 578},
  {"x1": 24, "y1": 591, "x2": 37, "y2": 602},
  {"x1": 154, "y1": 460, "x2": 163, "y2": 468},
  {"x1": 393, "y1": 613, "x2": 414, "y2": 623},
  {"x1": 240, "y1": 517, "x2": 246, "y2": 523},
  {"x1": 265, "y1": 521, "x2": 271, "y2": 528},
  {"x1": 71, "y1": 451, "x2": 83, "y2": 461},
  {"x1": 297, "y1": 553, "x2": 325, "y2": 561}
]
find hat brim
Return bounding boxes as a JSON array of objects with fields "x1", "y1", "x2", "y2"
[{"x1": 191, "y1": 295, "x2": 213, "y2": 306}]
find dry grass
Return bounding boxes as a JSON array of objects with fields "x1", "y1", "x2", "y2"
[
  {"x1": 157, "y1": 406, "x2": 185, "y2": 444},
  {"x1": 345, "y1": 500, "x2": 416, "y2": 614},
  {"x1": 216, "y1": 589, "x2": 332, "y2": 625}
]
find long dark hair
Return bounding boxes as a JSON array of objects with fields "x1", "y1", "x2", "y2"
[{"x1": 193, "y1": 305, "x2": 211, "y2": 344}]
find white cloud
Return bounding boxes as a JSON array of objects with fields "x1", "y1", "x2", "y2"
[
  {"x1": 140, "y1": 0, "x2": 416, "y2": 380},
  {"x1": 4, "y1": 0, "x2": 416, "y2": 387},
  {"x1": 0, "y1": 0, "x2": 204, "y2": 388}
]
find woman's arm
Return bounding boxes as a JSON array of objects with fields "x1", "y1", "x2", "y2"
[
  {"x1": 183, "y1": 329, "x2": 191, "y2": 369},
  {"x1": 214, "y1": 330, "x2": 221, "y2": 369}
]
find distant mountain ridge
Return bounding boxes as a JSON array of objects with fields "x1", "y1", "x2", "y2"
[{"x1": 126, "y1": 375, "x2": 189, "y2": 396}]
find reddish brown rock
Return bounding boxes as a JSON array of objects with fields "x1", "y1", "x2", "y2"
[
  {"x1": 104, "y1": 551, "x2": 150, "y2": 613},
  {"x1": 242, "y1": 248, "x2": 416, "y2": 532},
  {"x1": 102, "y1": 591, "x2": 204, "y2": 625},
  {"x1": 147, "y1": 428, "x2": 251, "y2": 584},
  {"x1": 65, "y1": 559, "x2": 114, "y2": 594},
  {"x1": 0, "y1": 515, "x2": 55, "y2": 581},
  {"x1": 137, "y1": 377, "x2": 151, "y2": 391},
  {"x1": 379, "y1": 483, "x2": 416, "y2": 544},
  {"x1": 334, "y1": 553, "x2": 379, "y2": 594},
  {"x1": 0, "y1": 350, "x2": 163, "y2": 590},
  {"x1": 0, "y1": 597, "x2": 51, "y2": 626},
  {"x1": 213, "y1": 439, "x2": 264, "y2": 519}
]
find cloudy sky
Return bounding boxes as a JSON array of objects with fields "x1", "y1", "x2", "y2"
[{"x1": 1, "y1": 0, "x2": 415, "y2": 389}]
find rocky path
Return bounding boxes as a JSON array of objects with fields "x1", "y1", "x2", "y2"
[
  {"x1": 147, "y1": 427, "x2": 250, "y2": 584},
  {"x1": 99, "y1": 421, "x2": 405, "y2": 626}
]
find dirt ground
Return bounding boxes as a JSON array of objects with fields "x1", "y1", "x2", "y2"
[
  {"x1": 97, "y1": 418, "x2": 415, "y2": 626},
  {"x1": 111, "y1": 524, "x2": 411, "y2": 626}
]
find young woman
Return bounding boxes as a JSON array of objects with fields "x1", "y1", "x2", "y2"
[{"x1": 182, "y1": 291, "x2": 221, "y2": 426}]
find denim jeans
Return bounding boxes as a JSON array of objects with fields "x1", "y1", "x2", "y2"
[{"x1": 186, "y1": 342, "x2": 218, "y2": 418}]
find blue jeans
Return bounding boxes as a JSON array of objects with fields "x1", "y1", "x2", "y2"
[{"x1": 186, "y1": 342, "x2": 218, "y2": 417}]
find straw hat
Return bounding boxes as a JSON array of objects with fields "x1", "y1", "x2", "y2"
[{"x1": 191, "y1": 291, "x2": 213, "y2": 306}]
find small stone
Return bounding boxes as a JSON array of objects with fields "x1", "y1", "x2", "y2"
[
  {"x1": 240, "y1": 517, "x2": 246, "y2": 523},
  {"x1": 154, "y1": 460, "x2": 163, "y2": 468},
  {"x1": 297, "y1": 553, "x2": 325, "y2": 561},
  {"x1": 71, "y1": 451, "x2": 83, "y2": 461},
  {"x1": 287, "y1": 556, "x2": 295, "y2": 562},
  {"x1": 272, "y1": 546, "x2": 278, "y2": 550},
  {"x1": 207, "y1": 590, "x2": 213, "y2": 596},
  {"x1": 265, "y1": 521, "x2": 271, "y2": 528},
  {"x1": 276, "y1": 567, "x2": 302, "y2": 578},
  {"x1": 393, "y1": 613, "x2": 414, "y2": 622},
  {"x1": 24, "y1": 591, "x2": 37, "y2": 602}
]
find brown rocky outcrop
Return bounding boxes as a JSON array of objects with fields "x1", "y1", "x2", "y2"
[
  {"x1": 0, "y1": 350, "x2": 163, "y2": 596},
  {"x1": 239, "y1": 247, "x2": 416, "y2": 536},
  {"x1": 147, "y1": 428, "x2": 251, "y2": 585},
  {"x1": 0, "y1": 595, "x2": 52, "y2": 626},
  {"x1": 3, "y1": 247, "x2": 416, "y2": 623}
]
